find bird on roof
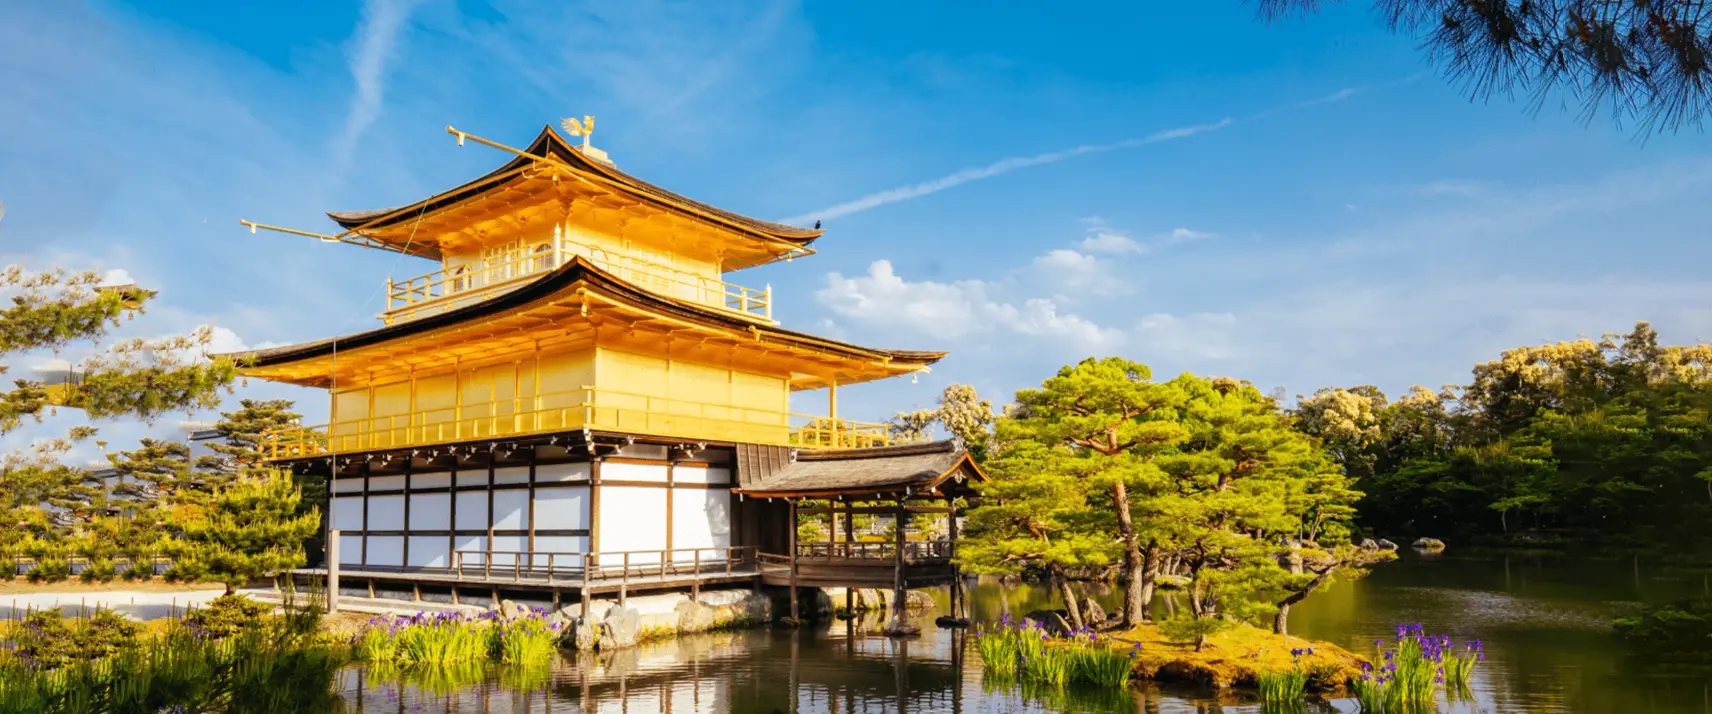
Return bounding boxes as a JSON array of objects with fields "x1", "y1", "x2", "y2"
[{"x1": 814, "y1": 220, "x2": 821, "y2": 230}]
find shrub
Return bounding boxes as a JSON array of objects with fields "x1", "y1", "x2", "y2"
[
  {"x1": 1157, "y1": 614, "x2": 1230, "y2": 651},
  {"x1": 182, "y1": 594, "x2": 273, "y2": 639},
  {"x1": 26, "y1": 556, "x2": 70, "y2": 583},
  {"x1": 6, "y1": 609, "x2": 144, "y2": 669},
  {"x1": 78, "y1": 558, "x2": 117, "y2": 584},
  {"x1": 1615, "y1": 599, "x2": 1712, "y2": 661}
]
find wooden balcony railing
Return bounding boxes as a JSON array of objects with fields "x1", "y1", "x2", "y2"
[
  {"x1": 262, "y1": 388, "x2": 919, "y2": 459},
  {"x1": 383, "y1": 240, "x2": 771, "y2": 324},
  {"x1": 446, "y1": 546, "x2": 755, "y2": 588},
  {"x1": 792, "y1": 540, "x2": 954, "y2": 561}
]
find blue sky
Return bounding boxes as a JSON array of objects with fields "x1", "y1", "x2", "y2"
[{"x1": 3, "y1": 0, "x2": 1710, "y2": 458}]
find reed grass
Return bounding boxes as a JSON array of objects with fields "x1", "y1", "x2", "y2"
[
  {"x1": 355, "y1": 608, "x2": 564, "y2": 668},
  {"x1": 1255, "y1": 667, "x2": 1307, "y2": 705},
  {"x1": 1352, "y1": 623, "x2": 1485, "y2": 712},
  {"x1": 0, "y1": 587, "x2": 345, "y2": 714},
  {"x1": 972, "y1": 615, "x2": 1139, "y2": 691}
]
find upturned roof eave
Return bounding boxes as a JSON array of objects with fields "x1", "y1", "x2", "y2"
[
  {"x1": 221, "y1": 256, "x2": 944, "y2": 374},
  {"x1": 326, "y1": 126, "x2": 823, "y2": 247}
]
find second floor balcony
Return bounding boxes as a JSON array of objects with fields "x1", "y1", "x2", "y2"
[
  {"x1": 382, "y1": 240, "x2": 772, "y2": 325},
  {"x1": 261, "y1": 387, "x2": 915, "y2": 460}
]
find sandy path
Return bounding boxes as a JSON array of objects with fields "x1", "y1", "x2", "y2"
[{"x1": 0, "y1": 589, "x2": 227, "y2": 621}]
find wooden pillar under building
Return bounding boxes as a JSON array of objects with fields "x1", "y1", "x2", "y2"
[
  {"x1": 891, "y1": 497, "x2": 908, "y2": 631},
  {"x1": 788, "y1": 498, "x2": 800, "y2": 622},
  {"x1": 948, "y1": 498, "x2": 961, "y2": 619},
  {"x1": 326, "y1": 529, "x2": 340, "y2": 613}
]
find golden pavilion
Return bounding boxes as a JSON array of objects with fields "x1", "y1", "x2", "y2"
[{"x1": 233, "y1": 123, "x2": 982, "y2": 625}]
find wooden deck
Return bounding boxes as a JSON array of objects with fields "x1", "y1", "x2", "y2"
[
  {"x1": 307, "y1": 545, "x2": 763, "y2": 606},
  {"x1": 757, "y1": 541, "x2": 957, "y2": 588}
]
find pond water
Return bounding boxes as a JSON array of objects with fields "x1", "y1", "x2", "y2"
[{"x1": 339, "y1": 552, "x2": 1712, "y2": 713}]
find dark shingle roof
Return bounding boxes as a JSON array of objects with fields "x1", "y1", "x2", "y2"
[
  {"x1": 327, "y1": 126, "x2": 821, "y2": 243},
  {"x1": 735, "y1": 440, "x2": 984, "y2": 498}
]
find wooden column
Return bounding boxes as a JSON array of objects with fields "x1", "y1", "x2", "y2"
[
  {"x1": 891, "y1": 497, "x2": 907, "y2": 631},
  {"x1": 326, "y1": 529, "x2": 340, "y2": 613},
  {"x1": 788, "y1": 498, "x2": 800, "y2": 623},
  {"x1": 948, "y1": 497, "x2": 961, "y2": 619}
]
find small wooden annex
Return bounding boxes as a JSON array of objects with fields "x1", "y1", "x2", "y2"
[{"x1": 231, "y1": 123, "x2": 980, "y2": 619}]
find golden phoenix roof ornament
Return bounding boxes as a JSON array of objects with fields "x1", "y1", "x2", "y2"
[{"x1": 561, "y1": 115, "x2": 595, "y2": 148}]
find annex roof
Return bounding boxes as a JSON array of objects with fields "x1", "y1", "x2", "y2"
[{"x1": 733, "y1": 440, "x2": 986, "y2": 498}]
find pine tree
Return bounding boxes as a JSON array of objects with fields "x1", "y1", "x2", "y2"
[
  {"x1": 1004, "y1": 358, "x2": 1189, "y2": 627},
  {"x1": 107, "y1": 438, "x2": 198, "y2": 504},
  {"x1": 962, "y1": 434, "x2": 1115, "y2": 630},
  {"x1": 197, "y1": 399, "x2": 324, "y2": 563},
  {"x1": 1, "y1": 266, "x2": 236, "y2": 434},
  {"x1": 175, "y1": 470, "x2": 319, "y2": 595}
]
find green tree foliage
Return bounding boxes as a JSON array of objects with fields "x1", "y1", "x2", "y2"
[
  {"x1": 964, "y1": 359, "x2": 1378, "y2": 636},
  {"x1": 174, "y1": 470, "x2": 319, "y2": 594},
  {"x1": 199, "y1": 400, "x2": 325, "y2": 564},
  {"x1": 1, "y1": 266, "x2": 236, "y2": 434},
  {"x1": 1305, "y1": 322, "x2": 1712, "y2": 551},
  {"x1": 1256, "y1": 1, "x2": 1712, "y2": 133}
]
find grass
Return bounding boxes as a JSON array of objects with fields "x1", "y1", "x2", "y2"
[
  {"x1": 1351, "y1": 623, "x2": 1485, "y2": 712},
  {"x1": 355, "y1": 607, "x2": 564, "y2": 668},
  {"x1": 972, "y1": 615, "x2": 1140, "y2": 691},
  {"x1": 1256, "y1": 667, "x2": 1308, "y2": 705},
  {"x1": 0, "y1": 588, "x2": 347, "y2": 714}
]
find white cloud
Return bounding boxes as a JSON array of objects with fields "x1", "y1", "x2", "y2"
[
  {"x1": 97, "y1": 268, "x2": 134, "y2": 287},
  {"x1": 1166, "y1": 228, "x2": 1214, "y2": 243},
  {"x1": 1031, "y1": 248, "x2": 1128, "y2": 295},
  {"x1": 204, "y1": 326, "x2": 249, "y2": 355},
  {"x1": 816, "y1": 260, "x2": 1120, "y2": 347},
  {"x1": 332, "y1": 0, "x2": 420, "y2": 168}
]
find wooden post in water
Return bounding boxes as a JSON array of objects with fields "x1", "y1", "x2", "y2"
[
  {"x1": 788, "y1": 499, "x2": 800, "y2": 622},
  {"x1": 890, "y1": 497, "x2": 908, "y2": 632},
  {"x1": 326, "y1": 529, "x2": 340, "y2": 613}
]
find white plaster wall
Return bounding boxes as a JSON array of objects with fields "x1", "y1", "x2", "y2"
[
  {"x1": 597, "y1": 486, "x2": 666, "y2": 564},
  {"x1": 492, "y1": 489, "x2": 530, "y2": 530},
  {"x1": 407, "y1": 536, "x2": 449, "y2": 568},
  {"x1": 332, "y1": 477, "x2": 365, "y2": 494},
  {"x1": 368, "y1": 475, "x2": 406, "y2": 492},
  {"x1": 534, "y1": 486, "x2": 588, "y2": 530},
  {"x1": 413, "y1": 472, "x2": 453, "y2": 489},
  {"x1": 331, "y1": 496, "x2": 364, "y2": 532},
  {"x1": 602, "y1": 461, "x2": 668, "y2": 483},
  {"x1": 493, "y1": 466, "x2": 530, "y2": 485},
  {"x1": 671, "y1": 489, "x2": 731, "y2": 561},
  {"x1": 367, "y1": 495, "x2": 404, "y2": 531},
  {"x1": 366, "y1": 536, "x2": 404, "y2": 567},
  {"x1": 490, "y1": 534, "x2": 526, "y2": 566},
  {"x1": 531, "y1": 535, "x2": 589, "y2": 567},
  {"x1": 672, "y1": 465, "x2": 730, "y2": 484},
  {"x1": 453, "y1": 492, "x2": 487, "y2": 531},
  {"x1": 337, "y1": 534, "x2": 364, "y2": 565},
  {"x1": 455, "y1": 470, "x2": 488, "y2": 487},
  {"x1": 538, "y1": 462, "x2": 591, "y2": 482},
  {"x1": 454, "y1": 534, "x2": 486, "y2": 565},
  {"x1": 408, "y1": 493, "x2": 451, "y2": 531}
]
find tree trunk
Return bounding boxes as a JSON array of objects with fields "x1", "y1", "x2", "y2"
[
  {"x1": 1272, "y1": 565, "x2": 1337, "y2": 635},
  {"x1": 1194, "y1": 632, "x2": 1207, "y2": 652},
  {"x1": 1136, "y1": 541, "x2": 1161, "y2": 623},
  {"x1": 1052, "y1": 567, "x2": 1086, "y2": 631},
  {"x1": 1111, "y1": 480, "x2": 1144, "y2": 627}
]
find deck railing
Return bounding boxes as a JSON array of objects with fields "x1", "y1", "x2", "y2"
[
  {"x1": 383, "y1": 240, "x2": 771, "y2": 324},
  {"x1": 445, "y1": 546, "x2": 755, "y2": 588},
  {"x1": 262, "y1": 388, "x2": 920, "y2": 459},
  {"x1": 792, "y1": 540, "x2": 954, "y2": 561}
]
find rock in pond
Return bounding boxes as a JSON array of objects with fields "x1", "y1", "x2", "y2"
[
  {"x1": 1412, "y1": 537, "x2": 1446, "y2": 551},
  {"x1": 598, "y1": 606, "x2": 640, "y2": 650}
]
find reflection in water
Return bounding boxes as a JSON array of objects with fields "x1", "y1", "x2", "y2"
[{"x1": 343, "y1": 554, "x2": 1712, "y2": 714}]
